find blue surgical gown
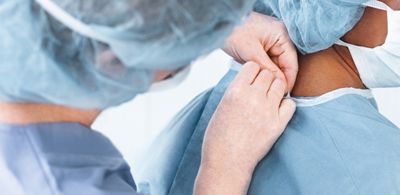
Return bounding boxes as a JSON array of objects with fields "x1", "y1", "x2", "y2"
[
  {"x1": 0, "y1": 122, "x2": 142, "y2": 195},
  {"x1": 136, "y1": 70, "x2": 400, "y2": 195}
]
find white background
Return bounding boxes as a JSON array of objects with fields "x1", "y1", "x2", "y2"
[{"x1": 93, "y1": 50, "x2": 400, "y2": 173}]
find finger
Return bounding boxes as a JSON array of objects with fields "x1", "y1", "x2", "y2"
[
  {"x1": 268, "y1": 43, "x2": 285, "y2": 58},
  {"x1": 232, "y1": 61, "x2": 261, "y2": 86},
  {"x1": 260, "y1": 55, "x2": 288, "y2": 90},
  {"x1": 252, "y1": 69, "x2": 275, "y2": 92},
  {"x1": 270, "y1": 41, "x2": 299, "y2": 91},
  {"x1": 255, "y1": 43, "x2": 286, "y2": 87},
  {"x1": 252, "y1": 44, "x2": 281, "y2": 73},
  {"x1": 267, "y1": 79, "x2": 287, "y2": 107},
  {"x1": 282, "y1": 68, "x2": 298, "y2": 92},
  {"x1": 273, "y1": 69, "x2": 286, "y2": 86},
  {"x1": 279, "y1": 44, "x2": 298, "y2": 91},
  {"x1": 279, "y1": 99, "x2": 296, "y2": 125}
]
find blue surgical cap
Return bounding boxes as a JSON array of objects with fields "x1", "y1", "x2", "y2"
[
  {"x1": 253, "y1": 0, "x2": 369, "y2": 54},
  {"x1": 0, "y1": 0, "x2": 255, "y2": 109}
]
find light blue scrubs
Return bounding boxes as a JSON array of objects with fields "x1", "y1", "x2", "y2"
[
  {"x1": 0, "y1": 122, "x2": 142, "y2": 195},
  {"x1": 137, "y1": 70, "x2": 400, "y2": 195}
]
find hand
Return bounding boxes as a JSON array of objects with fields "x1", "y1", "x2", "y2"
[
  {"x1": 223, "y1": 12, "x2": 298, "y2": 92},
  {"x1": 194, "y1": 62, "x2": 296, "y2": 195}
]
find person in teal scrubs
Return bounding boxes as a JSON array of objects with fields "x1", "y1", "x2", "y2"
[{"x1": 0, "y1": 0, "x2": 298, "y2": 194}]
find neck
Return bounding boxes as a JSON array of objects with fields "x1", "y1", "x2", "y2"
[
  {"x1": 291, "y1": 45, "x2": 365, "y2": 97},
  {"x1": 0, "y1": 102, "x2": 100, "y2": 127}
]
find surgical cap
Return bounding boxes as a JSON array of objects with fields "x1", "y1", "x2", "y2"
[
  {"x1": 254, "y1": 0, "x2": 369, "y2": 54},
  {"x1": 0, "y1": 0, "x2": 255, "y2": 109}
]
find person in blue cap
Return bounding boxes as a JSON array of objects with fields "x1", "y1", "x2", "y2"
[
  {"x1": 0, "y1": 0, "x2": 300, "y2": 194},
  {"x1": 137, "y1": 0, "x2": 400, "y2": 194}
]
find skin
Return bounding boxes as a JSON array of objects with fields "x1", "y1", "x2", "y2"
[{"x1": 0, "y1": 103, "x2": 99, "y2": 127}]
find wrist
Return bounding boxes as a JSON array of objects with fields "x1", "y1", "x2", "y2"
[
  {"x1": 201, "y1": 152, "x2": 258, "y2": 178},
  {"x1": 201, "y1": 159, "x2": 255, "y2": 178},
  {"x1": 195, "y1": 161, "x2": 254, "y2": 195}
]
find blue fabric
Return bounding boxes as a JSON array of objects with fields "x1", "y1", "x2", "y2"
[
  {"x1": 0, "y1": 0, "x2": 255, "y2": 109},
  {"x1": 135, "y1": 89, "x2": 213, "y2": 195},
  {"x1": 139, "y1": 70, "x2": 400, "y2": 194},
  {"x1": 0, "y1": 122, "x2": 142, "y2": 195},
  {"x1": 253, "y1": 0, "x2": 369, "y2": 53}
]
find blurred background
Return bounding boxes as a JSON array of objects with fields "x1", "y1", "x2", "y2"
[{"x1": 93, "y1": 50, "x2": 400, "y2": 175}]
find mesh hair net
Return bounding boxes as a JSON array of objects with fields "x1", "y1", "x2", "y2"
[
  {"x1": 0, "y1": 0, "x2": 255, "y2": 109},
  {"x1": 253, "y1": 0, "x2": 370, "y2": 54}
]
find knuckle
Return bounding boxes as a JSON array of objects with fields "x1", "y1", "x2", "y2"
[
  {"x1": 244, "y1": 61, "x2": 261, "y2": 70},
  {"x1": 273, "y1": 20, "x2": 286, "y2": 30},
  {"x1": 278, "y1": 22, "x2": 286, "y2": 30},
  {"x1": 249, "y1": 54, "x2": 260, "y2": 61}
]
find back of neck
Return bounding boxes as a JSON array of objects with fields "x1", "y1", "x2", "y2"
[{"x1": 0, "y1": 102, "x2": 100, "y2": 127}]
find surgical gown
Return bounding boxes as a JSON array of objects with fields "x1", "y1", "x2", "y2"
[
  {"x1": 136, "y1": 70, "x2": 400, "y2": 195},
  {"x1": 0, "y1": 122, "x2": 144, "y2": 195}
]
